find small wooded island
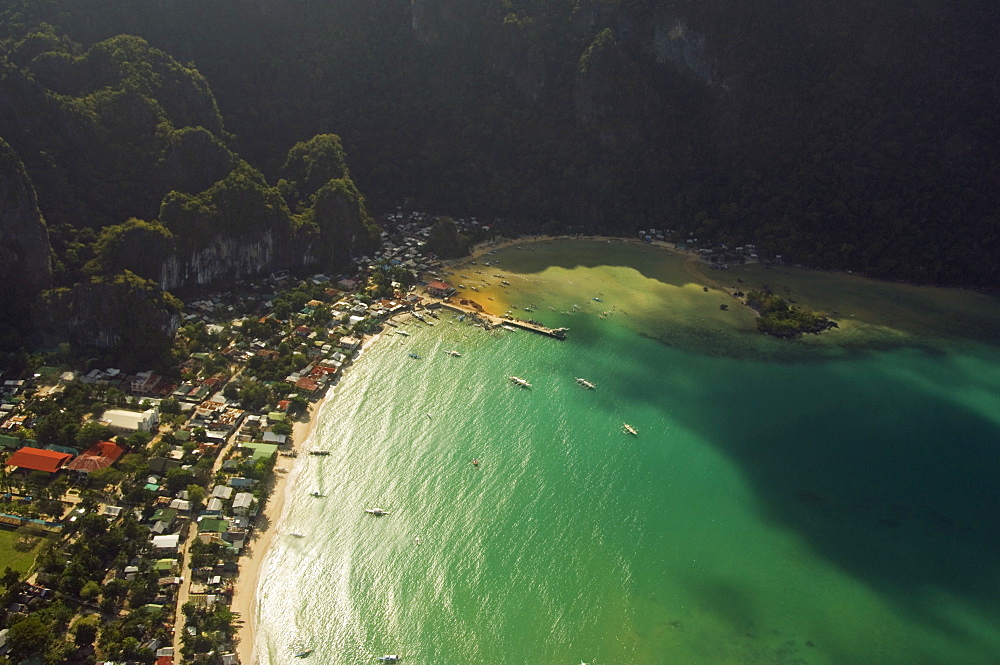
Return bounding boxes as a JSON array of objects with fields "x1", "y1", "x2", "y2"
[{"x1": 743, "y1": 289, "x2": 838, "y2": 338}]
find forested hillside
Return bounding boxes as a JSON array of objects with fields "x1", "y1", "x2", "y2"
[
  {"x1": 1, "y1": 0, "x2": 998, "y2": 294},
  {"x1": 0, "y1": 22, "x2": 378, "y2": 358}
]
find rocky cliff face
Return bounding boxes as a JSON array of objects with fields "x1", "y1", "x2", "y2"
[
  {"x1": 0, "y1": 139, "x2": 52, "y2": 310},
  {"x1": 159, "y1": 231, "x2": 280, "y2": 290},
  {"x1": 37, "y1": 273, "x2": 180, "y2": 367}
]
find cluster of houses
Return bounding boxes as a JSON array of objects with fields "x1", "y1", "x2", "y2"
[
  {"x1": 642, "y1": 228, "x2": 764, "y2": 270},
  {"x1": 2, "y1": 403, "x2": 155, "y2": 488},
  {"x1": 0, "y1": 211, "x2": 476, "y2": 663}
]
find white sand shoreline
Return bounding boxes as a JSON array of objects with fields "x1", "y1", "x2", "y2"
[
  {"x1": 229, "y1": 236, "x2": 682, "y2": 663},
  {"x1": 229, "y1": 327, "x2": 389, "y2": 665}
]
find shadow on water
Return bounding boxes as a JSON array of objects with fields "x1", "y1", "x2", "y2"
[{"x1": 626, "y1": 346, "x2": 1000, "y2": 655}]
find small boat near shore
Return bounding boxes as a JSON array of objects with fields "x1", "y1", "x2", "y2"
[
  {"x1": 365, "y1": 508, "x2": 390, "y2": 516},
  {"x1": 309, "y1": 450, "x2": 331, "y2": 456},
  {"x1": 576, "y1": 378, "x2": 596, "y2": 389},
  {"x1": 295, "y1": 649, "x2": 313, "y2": 658},
  {"x1": 623, "y1": 423, "x2": 638, "y2": 436},
  {"x1": 377, "y1": 657, "x2": 399, "y2": 662},
  {"x1": 408, "y1": 352, "x2": 421, "y2": 359},
  {"x1": 445, "y1": 350, "x2": 462, "y2": 357},
  {"x1": 290, "y1": 532, "x2": 305, "y2": 538},
  {"x1": 509, "y1": 376, "x2": 532, "y2": 388},
  {"x1": 395, "y1": 330, "x2": 410, "y2": 336},
  {"x1": 309, "y1": 491, "x2": 325, "y2": 497}
]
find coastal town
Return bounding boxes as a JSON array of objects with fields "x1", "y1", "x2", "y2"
[
  {"x1": 0, "y1": 206, "x2": 774, "y2": 665},
  {"x1": 0, "y1": 211, "x2": 495, "y2": 665}
]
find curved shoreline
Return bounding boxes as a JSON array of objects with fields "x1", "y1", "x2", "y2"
[
  {"x1": 230, "y1": 330, "x2": 387, "y2": 665},
  {"x1": 229, "y1": 234, "x2": 1000, "y2": 663}
]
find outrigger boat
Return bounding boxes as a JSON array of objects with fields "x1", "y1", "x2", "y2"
[
  {"x1": 575, "y1": 378, "x2": 596, "y2": 389},
  {"x1": 376, "y1": 657, "x2": 399, "y2": 663},
  {"x1": 309, "y1": 491, "x2": 325, "y2": 498},
  {"x1": 509, "y1": 376, "x2": 532, "y2": 388},
  {"x1": 445, "y1": 350, "x2": 462, "y2": 357},
  {"x1": 295, "y1": 649, "x2": 313, "y2": 658},
  {"x1": 395, "y1": 330, "x2": 410, "y2": 336},
  {"x1": 623, "y1": 423, "x2": 638, "y2": 436},
  {"x1": 365, "y1": 508, "x2": 390, "y2": 516}
]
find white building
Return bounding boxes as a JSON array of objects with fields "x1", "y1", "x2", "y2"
[
  {"x1": 101, "y1": 407, "x2": 159, "y2": 432},
  {"x1": 232, "y1": 492, "x2": 255, "y2": 517}
]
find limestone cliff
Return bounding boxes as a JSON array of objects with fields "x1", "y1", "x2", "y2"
[
  {"x1": 37, "y1": 272, "x2": 181, "y2": 368},
  {"x1": 0, "y1": 139, "x2": 52, "y2": 324}
]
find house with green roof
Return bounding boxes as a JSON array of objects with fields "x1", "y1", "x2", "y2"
[
  {"x1": 239, "y1": 442, "x2": 278, "y2": 461},
  {"x1": 0, "y1": 435, "x2": 25, "y2": 451},
  {"x1": 197, "y1": 517, "x2": 228, "y2": 534},
  {"x1": 153, "y1": 559, "x2": 179, "y2": 575},
  {"x1": 151, "y1": 508, "x2": 178, "y2": 528}
]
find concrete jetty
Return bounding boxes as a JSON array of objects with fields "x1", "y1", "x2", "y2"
[{"x1": 434, "y1": 300, "x2": 567, "y2": 339}]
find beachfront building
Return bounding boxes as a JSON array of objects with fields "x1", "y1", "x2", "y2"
[
  {"x1": 339, "y1": 336, "x2": 361, "y2": 351},
  {"x1": 232, "y1": 492, "x2": 255, "y2": 517},
  {"x1": 427, "y1": 281, "x2": 456, "y2": 298}
]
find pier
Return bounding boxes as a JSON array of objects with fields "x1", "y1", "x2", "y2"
[{"x1": 434, "y1": 300, "x2": 567, "y2": 339}]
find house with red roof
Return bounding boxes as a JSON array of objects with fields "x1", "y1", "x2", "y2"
[
  {"x1": 65, "y1": 441, "x2": 126, "y2": 474},
  {"x1": 5, "y1": 447, "x2": 73, "y2": 473},
  {"x1": 295, "y1": 377, "x2": 320, "y2": 393},
  {"x1": 427, "y1": 281, "x2": 456, "y2": 298}
]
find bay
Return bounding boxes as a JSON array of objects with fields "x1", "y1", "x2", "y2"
[{"x1": 252, "y1": 240, "x2": 1000, "y2": 665}]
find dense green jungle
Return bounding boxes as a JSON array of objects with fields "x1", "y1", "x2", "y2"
[{"x1": 0, "y1": 0, "x2": 998, "y2": 362}]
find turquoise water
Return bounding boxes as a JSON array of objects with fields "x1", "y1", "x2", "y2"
[{"x1": 252, "y1": 242, "x2": 1000, "y2": 665}]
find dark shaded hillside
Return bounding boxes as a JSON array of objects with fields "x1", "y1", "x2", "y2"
[
  {"x1": 2, "y1": 0, "x2": 999, "y2": 286},
  {"x1": 0, "y1": 26, "x2": 379, "y2": 360}
]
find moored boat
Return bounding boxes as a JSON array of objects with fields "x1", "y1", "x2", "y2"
[
  {"x1": 309, "y1": 450, "x2": 331, "y2": 456},
  {"x1": 509, "y1": 376, "x2": 532, "y2": 388},
  {"x1": 575, "y1": 378, "x2": 596, "y2": 389},
  {"x1": 365, "y1": 508, "x2": 390, "y2": 516},
  {"x1": 623, "y1": 423, "x2": 638, "y2": 436}
]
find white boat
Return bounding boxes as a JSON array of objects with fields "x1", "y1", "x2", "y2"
[
  {"x1": 445, "y1": 350, "x2": 462, "y2": 357},
  {"x1": 623, "y1": 423, "x2": 638, "y2": 436},
  {"x1": 365, "y1": 508, "x2": 390, "y2": 516},
  {"x1": 501, "y1": 324, "x2": 518, "y2": 332},
  {"x1": 377, "y1": 656, "x2": 399, "y2": 662},
  {"x1": 395, "y1": 330, "x2": 410, "y2": 336},
  {"x1": 413, "y1": 312, "x2": 425, "y2": 321},
  {"x1": 290, "y1": 532, "x2": 305, "y2": 538},
  {"x1": 575, "y1": 378, "x2": 596, "y2": 389},
  {"x1": 509, "y1": 376, "x2": 532, "y2": 388}
]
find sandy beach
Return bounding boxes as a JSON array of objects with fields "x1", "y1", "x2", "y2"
[
  {"x1": 230, "y1": 327, "x2": 391, "y2": 665},
  {"x1": 230, "y1": 397, "x2": 319, "y2": 665},
  {"x1": 228, "y1": 237, "x2": 686, "y2": 663}
]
